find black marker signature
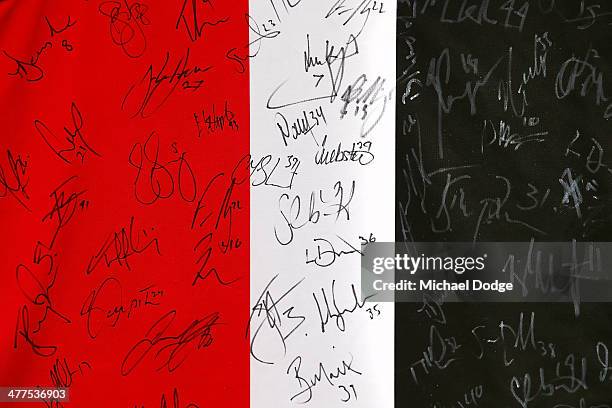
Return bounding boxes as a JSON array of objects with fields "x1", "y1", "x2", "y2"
[
  {"x1": 99, "y1": 0, "x2": 150, "y2": 58},
  {"x1": 85, "y1": 216, "x2": 160, "y2": 275},
  {"x1": 41, "y1": 356, "x2": 91, "y2": 408},
  {"x1": 16, "y1": 261, "x2": 71, "y2": 332},
  {"x1": 286, "y1": 353, "x2": 362, "y2": 403},
  {"x1": 121, "y1": 310, "x2": 220, "y2": 375},
  {"x1": 81, "y1": 277, "x2": 163, "y2": 338},
  {"x1": 14, "y1": 246, "x2": 71, "y2": 357},
  {"x1": 46, "y1": 15, "x2": 77, "y2": 37},
  {"x1": 3, "y1": 44, "x2": 50, "y2": 82},
  {"x1": 128, "y1": 132, "x2": 197, "y2": 205},
  {"x1": 3, "y1": 15, "x2": 76, "y2": 82},
  {"x1": 193, "y1": 101, "x2": 239, "y2": 137},
  {"x1": 176, "y1": 0, "x2": 229, "y2": 42},
  {"x1": 14, "y1": 306, "x2": 58, "y2": 357},
  {"x1": 305, "y1": 235, "x2": 362, "y2": 267},
  {"x1": 250, "y1": 154, "x2": 300, "y2": 190},
  {"x1": 275, "y1": 180, "x2": 355, "y2": 246},
  {"x1": 122, "y1": 48, "x2": 212, "y2": 118},
  {"x1": 226, "y1": 46, "x2": 248, "y2": 73},
  {"x1": 312, "y1": 279, "x2": 371, "y2": 333},
  {"x1": 42, "y1": 176, "x2": 88, "y2": 248},
  {"x1": 326, "y1": 0, "x2": 386, "y2": 38},
  {"x1": 191, "y1": 155, "x2": 248, "y2": 286},
  {"x1": 247, "y1": 274, "x2": 306, "y2": 365},
  {"x1": 267, "y1": 33, "x2": 359, "y2": 109},
  {"x1": 0, "y1": 149, "x2": 30, "y2": 210},
  {"x1": 247, "y1": 14, "x2": 281, "y2": 58},
  {"x1": 34, "y1": 102, "x2": 101, "y2": 164},
  {"x1": 135, "y1": 388, "x2": 200, "y2": 408}
]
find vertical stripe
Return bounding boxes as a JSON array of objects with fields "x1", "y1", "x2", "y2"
[
  {"x1": 0, "y1": 0, "x2": 250, "y2": 406},
  {"x1": 249, "y1": 1, "x2": 396, "y2": 407}
]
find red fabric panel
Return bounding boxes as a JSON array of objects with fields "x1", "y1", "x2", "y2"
[{"x1": 0, "y1": 1, "x2": 249, "y2": 406}]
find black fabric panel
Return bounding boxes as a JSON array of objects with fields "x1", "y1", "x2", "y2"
[{"x1": 396, "y1": 1, "x2": 612, "y2": 407}]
